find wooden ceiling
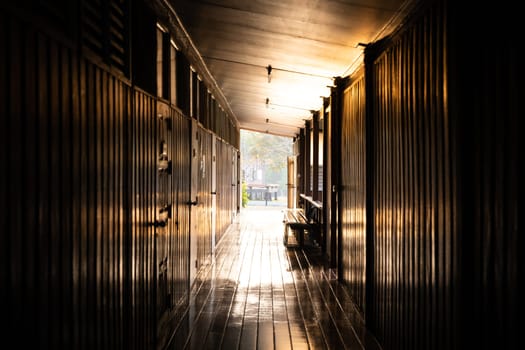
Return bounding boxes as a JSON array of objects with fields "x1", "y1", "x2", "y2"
[{"x1": 169, "y1": 0, "x2": 413, "y2": 138}]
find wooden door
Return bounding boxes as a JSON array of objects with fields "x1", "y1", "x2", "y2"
[
  {"x1": 155, "y1": 102, "x2": 174, "y2": 335},
  {"x1": 189, "y1": 119, "x2": 199, "y2": 284}
]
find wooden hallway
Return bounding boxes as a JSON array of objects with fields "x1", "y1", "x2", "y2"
[
  {"x1": 167, "y1": 207, "x2": 381, "y2": 350},
  {"x1": 2, "y1": 1, "x2": 521, "y2": 349}
]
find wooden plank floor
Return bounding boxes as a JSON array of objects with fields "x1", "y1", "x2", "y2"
[{"x1": 167, "y1": 206, "x2": 382, "y2": 350}]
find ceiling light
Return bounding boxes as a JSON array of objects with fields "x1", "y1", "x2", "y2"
[{"x1": 267, "y1": 65, "x2": 272, "y2": 83}]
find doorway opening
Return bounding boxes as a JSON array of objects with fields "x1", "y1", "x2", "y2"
[{"x1": 239, "y1": 129, "x2": 293, "y2": 209}]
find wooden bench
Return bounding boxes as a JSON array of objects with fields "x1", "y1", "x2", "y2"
[
  {"x1": 283, "y1": 196, "x2": 322, "y2": 248},
  {"x1": 283, "y1": 208, "x2": 310, "y2": 247}
]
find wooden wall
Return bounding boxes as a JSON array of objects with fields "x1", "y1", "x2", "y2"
[
  {"x1": 364, "y1": 1, "x2": 456, "y2": 349},
  {"x1": 0, "y1": 13, "x2": 132, "y2": 347},
  {"x1": 166, "y1": 107, "x2": 192, "y2": 315},
  {"x1": 215, "y1": 139, "x2": 237, "y2": 243},
  {"x1": 130, "y1": 89, "x2": 157, "y2": 349},
  {"x1": 1, "y1": 1, "x2": 240, "y2": 349},
  {"x1": 335, "y1": 1, "x2": 522, "y2": 350},
  {"x1": 340, "y1": 75, "x2": 367, "y2": 315},
  {"x1": 196, "y1": 127, "x2": 214, "y2": 267}
]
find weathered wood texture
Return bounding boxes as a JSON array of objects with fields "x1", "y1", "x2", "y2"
[
  {"x1": 364, "y1": 2, "x2": 456, "y2": 349},
  {"x1": 1, "y1": 3, "x2": 240, "y2": 349},
  {"x1": 340, "y1": 75, "x2": 367, "y2": 317}
]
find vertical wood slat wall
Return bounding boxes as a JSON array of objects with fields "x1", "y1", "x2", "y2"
[
  {"x1": 215, "y1": 139, "x2": 236, "y2": 243},
  {"x1": 352, "y1": 4, "x2": 458, "y2": 349},
  {"x1": 321, "y1": 104, "x2": 331, "y2": 254},
  {"x1": 340, "y1": 76, "x2": 367, "y2": 314},
  {"x1": 130, "y1": 89, "x2": 156, "y2": 350},
  {"x1": 129, "y1": 95, "x2": 192, "y2": 350},
  {"x1": 155, "y1": 104, "x2": 192, "y2": 350},
  {"x1": 169, "y1": 108, "x2": 191, "y2": 308},
  {"x1": 1, "y1": 13, "x2": 130, "y2": 348},
  {"x1": 366, "y1": 2, "x2": 455, "y2": 349},
  {"x1": 336, "y1": 1, "x2": 456, "y2": 349},
  {"x1": 1, "y1": 3, "x2": 240, "y2": 349},
  {"x1": 196, "y1": 127, "x2": 213, "y2": 268},
  {"x1": 313, "y1": 1, "x2": 522, "y2": 349},
  {"x1": 361, "y1": 2, "x2": 522, "y2": 348}
]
